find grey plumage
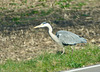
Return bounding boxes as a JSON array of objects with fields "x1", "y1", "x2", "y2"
[
  {"x1": 56, "y1": 30, "x2": 87, "y2": 45},
  {"x1": 34, "y1": 22, "x2": 87, "y2": 54}
]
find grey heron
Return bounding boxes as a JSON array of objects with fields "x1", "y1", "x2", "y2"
[{"x1": 34, "y1": 22, "x2": 87, "y2": 54}]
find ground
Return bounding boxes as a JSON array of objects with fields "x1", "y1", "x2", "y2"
[{"x1": 0, "y1": 0, "x2": 100, "y2": 63}]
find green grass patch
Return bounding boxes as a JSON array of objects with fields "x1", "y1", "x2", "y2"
[
  {"x1": 9, "y1": 3, "x2": 19, "y2": 5},
  {"x1": 40, "y1": 8, "x2": 54, "y2": 16},
  {"x1": 0, "y1": 44, "x2": 100, "y2": 72}
]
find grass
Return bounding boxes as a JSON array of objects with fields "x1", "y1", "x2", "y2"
[
  {"x1": 0, "y1": 0, "x2": 100, "y2": 72},
  {"x1": 0, "y1": 44, "x2": 100, "y2": 72}
]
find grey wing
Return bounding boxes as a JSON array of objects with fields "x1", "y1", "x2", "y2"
[{"x1": 56, "y1": 30, "x2": 87, "y2": 45}]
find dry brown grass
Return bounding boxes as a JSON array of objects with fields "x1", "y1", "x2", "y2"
[{"x1": 0, "y1": 0, "x2": 100, "y2": 63}]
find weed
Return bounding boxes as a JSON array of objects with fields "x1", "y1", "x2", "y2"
[{"x1": 0, "y1": 44, "x2": 100, "y2": 72}]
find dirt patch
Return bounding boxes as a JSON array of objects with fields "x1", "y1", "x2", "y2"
[{"x1": 0, "y1": 0, "x2": 100, "y2": 63}]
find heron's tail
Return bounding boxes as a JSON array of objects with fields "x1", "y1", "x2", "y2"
[{"x1": 80, "y1": 37, "x2": 87, "y2": 43}]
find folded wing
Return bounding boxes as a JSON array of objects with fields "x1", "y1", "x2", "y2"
[{"x1": 56, "y1": 30, "x2": 87, "y2": 45}]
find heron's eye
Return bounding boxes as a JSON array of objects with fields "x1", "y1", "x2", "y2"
[{"x1": 42, "y1": 22, "x2": 47, "y2": 24}]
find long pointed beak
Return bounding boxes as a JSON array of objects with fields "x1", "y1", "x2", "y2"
[
  {"x1": 34, "y1": 25, "x2": 42, "y2": 28},
  {"x1": 34, "y1": 26, "x2": 38, "y2": 28}
]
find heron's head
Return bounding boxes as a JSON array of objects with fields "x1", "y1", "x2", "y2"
[{"x1": 34, "y1": 22, "x2": 50, "y2": 28}]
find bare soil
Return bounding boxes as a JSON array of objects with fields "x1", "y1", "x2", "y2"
[{"x1": 0, "y1": 0, "x2": 100, "y2": 63}]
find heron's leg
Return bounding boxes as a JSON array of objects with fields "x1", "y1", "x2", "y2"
[
  {"x1": 57, "y1": 44, "x2": 65, "y2": 55},
  {"x1": 61, "y1": 47, "x2": 65, "y2": 55},
  {"x1": 71, "y1": 46, "x2": 74, "y2": 55}
]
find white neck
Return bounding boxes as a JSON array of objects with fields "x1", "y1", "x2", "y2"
[
  {"x1": 47, "y1": 24, "x2": 52, "y2": 33},
  {"x1": 47, "y1": 24, "x2": 62, "y2": 45}
]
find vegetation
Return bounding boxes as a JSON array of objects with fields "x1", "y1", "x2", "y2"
[
  {"x1": 0, "y1": 0, "x2": 89, "y2": 29},
  {"x1": 0, "y1": 0, "x2": 100, "y2": 72},
  {"x1": 0, "y1": 44, "x2": 100, "y2": 72}
]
